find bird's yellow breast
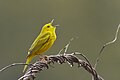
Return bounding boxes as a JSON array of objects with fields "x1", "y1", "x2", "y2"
[{"x1": 36, "y1": 32, "x2": 56, "y2": 55}]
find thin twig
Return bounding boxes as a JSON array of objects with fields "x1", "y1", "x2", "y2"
[
  {"x1": 58, "y1": 38, "x2": 74, "y2": 55},
  {"x1": 94, "y1": 24, "x2": 120, "y2": 68},
  {"x1": 64, "y1": 38, "x2": 74, "y2": 54},
  {"x1": 74, "y1": 52, "x2": 92, "y2": 68},
  {"x1": 0, "y1": 63, "x2": 32, "y2": 72}
]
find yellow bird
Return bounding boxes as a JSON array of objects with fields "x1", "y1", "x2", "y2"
[{"x1": 23, "y1": 19, "x2": 57, "y2": 72}]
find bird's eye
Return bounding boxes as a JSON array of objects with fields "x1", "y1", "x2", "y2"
[{"x1": 47, "y1": 26, "x2": 50, "y2": 28}]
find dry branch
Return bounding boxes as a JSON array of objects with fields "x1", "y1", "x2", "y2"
[{"x1": 18, "y1": 52, "x2": 103, "y2": 80}]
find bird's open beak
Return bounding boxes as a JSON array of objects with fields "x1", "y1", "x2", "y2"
[
  {"x1": 54, "y1": 24, "x2": 59, "y2": 27},
  {"x1": 50, "y1": 19, "x2": 54, "y2": 24},
  {"x1": 50, "y1": 19, "x2": 59, "y2": 27}
]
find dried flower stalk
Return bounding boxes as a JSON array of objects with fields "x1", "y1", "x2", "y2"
[{"x1": 18, "y1": 52, "x2": 103, "y2": 80}]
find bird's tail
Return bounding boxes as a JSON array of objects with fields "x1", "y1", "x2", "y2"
[{"x1": 23, "y1": 55, "x2": 33, "y2": 73}]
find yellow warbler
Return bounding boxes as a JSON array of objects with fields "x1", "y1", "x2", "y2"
[{"x1": 23, "y1": 19, "x2": 57, "y2": 72}]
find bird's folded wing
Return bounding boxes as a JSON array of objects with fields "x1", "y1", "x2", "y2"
[{"x1": 27, "y1": 32, "x2": 51, "y2": 56}]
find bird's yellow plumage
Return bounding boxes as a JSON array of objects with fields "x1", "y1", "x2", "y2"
[{"x1": 23, "y1": 19, "x2": 57, "y2": 72}]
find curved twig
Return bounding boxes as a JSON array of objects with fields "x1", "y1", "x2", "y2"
[
  {"x1": 94, "y1": 24, "x2": 120, "y2": 68},
  {"x1": 0, "y1": 63, "x2": 32, "y2": 72}
]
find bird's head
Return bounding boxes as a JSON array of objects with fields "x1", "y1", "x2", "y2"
[{"x1": 41, "y1": 19, "x2": 58, "y2": 33}]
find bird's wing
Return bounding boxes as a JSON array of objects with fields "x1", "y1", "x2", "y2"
[{"x1": 27, "y1": 32, "x2": 51, "y2": 56}]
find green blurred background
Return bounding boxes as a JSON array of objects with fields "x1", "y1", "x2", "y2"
[{"x1": 0, "y1": 0, "x2": 120, "y2": 80}]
